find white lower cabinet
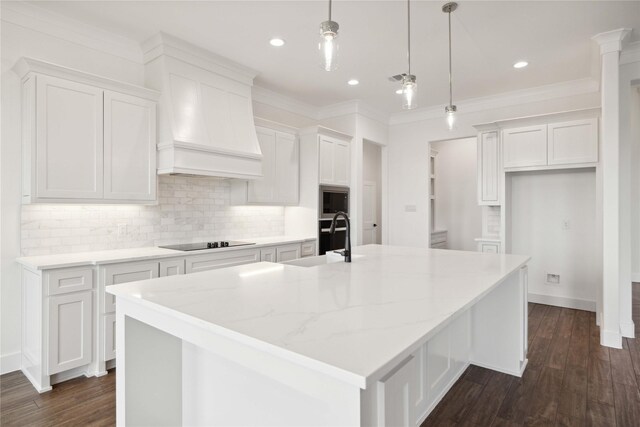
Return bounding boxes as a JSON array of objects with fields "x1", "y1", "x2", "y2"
[
  {"x1": 261, "y1": 247, "x2": 277, "y2": 262},
  {"x1": 103, "y1": 313, "x2": 116, "y2": 361},
  {"x1": 186, "y1": 249, "x2": 260, "y2": 273},
  {"x1": 377, "y1": 355, "x2": 417, "y2": 427},
  {"x1": 48, "y1": 291, "x2": 93, "y2": 375},
  {"x1": 276, "y1": 244, "x2": 301, "y2": 262},
  {"x1": 363, "y1": 310, "x2": 470, "y2": 426},
  {"x1": 21, "y1": 239, "x2": 316, "y2": 391},
  {"x1": 160, "y1": 258, "x2": 186, "y2": 276},
  {"x1": 301, "y1": 241, "x2": 315, "y2": 257}
]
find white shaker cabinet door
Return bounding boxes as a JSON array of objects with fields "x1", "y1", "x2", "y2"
[
  {"x1": 502, "y1": 125, "x2": 547, "y2": 168},
  {"x1": 248, "y1": 127, "x2": 277, "y2": 203},
  {"x1": 103, "y1": 262, "x2": 159, "y2": 313},
  {"x1": 35, "y1": 75, "x2": 104, "y2": 199},
  {"x1": 377, "y1": 355, "x2": 416, "y2": 427},
  {"x1": 318, "y1": 137, "x2": 335, "y2": 185},
  {"x1": 276, "y1": 244, "x2": 301, "y2": 263},
  {"x1": 48, "y1": 291, "x2": 93, "y2": 374},
  {"x1": 547, "y1": 118, "x2": 598, "y2": 165},
  {"x1": 333, "y1": 141, "x2": 351, "y2": 186},
  {"x1": 103, "y1": 91, "x2": 157, "y2": 201},
  {"x1": 275, "y1": 132, "x2": 299, "y2": 205},
  {"x1": 477, "y1": 131, "x2": 500, "y2": 205}
]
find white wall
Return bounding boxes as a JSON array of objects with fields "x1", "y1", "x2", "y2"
[
  {"x1": 510, "y1": 169, "x2": 598, "y2": 308},
  {"x1": 387, "y1": 89, "x2": 600, "y2": 248},
  {"x1": 431, "y1": 137, "x2": 482, "y2": 251},
  {"x1": 363, "y1": 142, "x2": 382, "y2": 243}
]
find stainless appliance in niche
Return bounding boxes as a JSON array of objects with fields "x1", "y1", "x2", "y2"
[{"x1": 319, "y1": 185, "x2": 349, "y2": 255}]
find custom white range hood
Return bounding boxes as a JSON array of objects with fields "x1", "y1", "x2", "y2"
[{"x1": 143, "y1": 33, "x2": 262, "y2": 179}]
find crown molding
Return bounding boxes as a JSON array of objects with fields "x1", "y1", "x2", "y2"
[
  {"x1": 251, "y1": 85, "x2": 321, "y2": 120},
  {"x1": 317, "y1": 99, "x2": 389, "y2": 124},
  {"x1": 592, "y1": 28, "x2": 632, "y2": 55},
  {"x1": 141, "y1": 32, "x2": 258, "y2": 85},
  {"x1": 1, "y1": 1, "x2": 142, "y2": 63},
  {"x1": 621, "y1": 41, "x2": 640, "y2": 65},
  {"x1": 389, "y1": 78, "x2": 600, "y2": 126}
]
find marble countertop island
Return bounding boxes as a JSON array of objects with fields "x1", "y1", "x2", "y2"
[{"x1": 108, "y1": 245, "x2": 530, "y2": 426}]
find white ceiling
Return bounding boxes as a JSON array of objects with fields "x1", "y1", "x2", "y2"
[{"x1": 27, "y1": 0, "x2": 640, "y2": 114}]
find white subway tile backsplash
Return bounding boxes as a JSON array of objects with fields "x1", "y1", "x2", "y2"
[{"x1": 21, "y1": 176, "x2": 285, "y2": 256}]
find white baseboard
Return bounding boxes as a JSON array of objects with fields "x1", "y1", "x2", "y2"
[
  {"x1": 1, "y1": 351, "x2": 21, "y2": 375},
  {"x1": 632, "y1": 272, "x2": 640, "y2": 283},
  {"x1": 601, "y1": 329, "x2": 623, "y2": 349},
  {"x1": 528, "y1": 293, "x2": 596, "y2": 312},
  {"x1": 621, "y1": 320, "x2": 636, "y2": 338}
]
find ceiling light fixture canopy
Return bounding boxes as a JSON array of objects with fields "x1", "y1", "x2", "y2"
[
  {"x1": 443, "y1": 2, "x2": 458, "y2": 130},
  {"x1": 319, "y1": 0, "x2": 339, "y2": 71},
  {"x1": 402, "y1": 0, "x2": 417, "y2": 109}
]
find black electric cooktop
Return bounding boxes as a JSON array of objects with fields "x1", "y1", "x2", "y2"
[{"x1": 159, "y1": 241, "x2": 255, "y2": 251}]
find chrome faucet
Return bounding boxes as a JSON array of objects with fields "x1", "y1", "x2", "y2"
[{"x1": 329, "y1": 211, "x2": 351, "y2": 262}]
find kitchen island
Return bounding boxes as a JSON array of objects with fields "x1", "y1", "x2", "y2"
[{"x1": 107, "y1": 245, "x2": 529, "y2": 426}]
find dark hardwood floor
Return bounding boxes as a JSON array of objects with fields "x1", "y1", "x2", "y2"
[{"x1": 1, "y1": 285, "x2": 639, "y2": 426}]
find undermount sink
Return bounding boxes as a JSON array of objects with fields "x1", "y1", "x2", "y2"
[{"x1": 284, "y1": 252, "x2": 364, "y2": 267}]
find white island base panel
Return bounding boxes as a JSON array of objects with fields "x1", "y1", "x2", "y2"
[{"x1": 115, "y1": 265, "x2": 528, "y2": 427}]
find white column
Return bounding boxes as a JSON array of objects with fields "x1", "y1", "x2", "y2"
[{"x1": 592, "y1": 28, "x2": 631, "y2": 348}]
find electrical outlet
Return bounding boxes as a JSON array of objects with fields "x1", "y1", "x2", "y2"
[
  {"x1": 117, "y1": 223, "x2": 127, "y2": 237},
  {"x1": 546, "y1": 273, "x2": 560, "y2": 285},
  {"x1": 562, "y1": 219, "x2": 571, "y2": 230},
  {"x1": 405, "y1": 205, "x2": 417, "y2": 212}
]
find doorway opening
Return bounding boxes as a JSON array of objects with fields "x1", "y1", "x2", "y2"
[{"x1": 362, "y1": 140, "x2": 382, "y2": 245}]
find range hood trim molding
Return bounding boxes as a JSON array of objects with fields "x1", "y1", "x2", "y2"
[{"x1": 143, "y1": 33, "x2": 263, "y2": 179}]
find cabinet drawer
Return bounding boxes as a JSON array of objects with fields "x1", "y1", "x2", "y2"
[
  {"x1": 260, "y1": 247, "x2": 276, "y2": 262},
  {"x1": 301, "y1": 242, "x2": 315, "y2": 257},
  {"x1": 276, "y1": 244, "x2": 301, "y2": 263},
  {"x1": 103, "y1": 313, "x2": 116, "y2": 361},
  {"x1": 186, "y1": 249, "x2": 260, "y2": 274},
  {"x1": 103, "y1": 261, "x2": 159, "y2": 313},
  {"x1": 47, "y1": 268, "x2": 93, "y2": 295},
  {"x1": 478, "y1": 242, "x2": 501, "y2": 253},
  {"x1": 48, "y1": 291, "x2": 92, "y2": 374},
  {"x1": 160, "y1": 259, "x2": 185, "y2": 277}
]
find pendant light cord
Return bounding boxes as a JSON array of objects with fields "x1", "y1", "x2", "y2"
[
  {"x1": 448, "y1": 9, "x2": 453, "y2": 106},
  {"x1": 329, "y1": 0, "x2": 332, "y2": 21},
  {"x1": 407, "y1": 0, "x2": 411, "y2": 75}
]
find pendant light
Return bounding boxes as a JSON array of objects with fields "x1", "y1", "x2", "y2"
[
  {"x1": 443, "y1": 2, "x2": 457, "y2": 130},
  {"x1": 402, "y1": 0, "x2": 417, "y2": 109},
  {"x1": 319, "y1": 0, "x2": 339, "y2": 71}
]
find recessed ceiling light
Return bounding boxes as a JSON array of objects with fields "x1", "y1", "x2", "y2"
[
  {"x1": 513, "y1": 61, "x2": 528, "y2": 69},
  {"x1": 395, "y1": 89, "x2": 403, "y2": 94},
  {"x1": 347, "y1": 79, "x2": 359, "y2": 86},
  {"x1": 269, "y1": 38, "x2": 285, "y2": 47}
]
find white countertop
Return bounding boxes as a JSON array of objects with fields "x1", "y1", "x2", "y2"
[
  {"x1": 16, "y1": 236, "x2": 316, "y2": 270},
  {"x1": 107, "y1": 245, "x2": 529, "y2": 387}
]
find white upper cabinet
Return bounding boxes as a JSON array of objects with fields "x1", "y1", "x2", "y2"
[
  {"x1": 548, "y1": 118, "x2": 598, "y2": 165},
  {"x1": 232, "y1": 125, "x2": 299, "y2": 206},
  {"x1": 319, "y1": 136, "x2": 350, "y2": 186},
  {"x1": 477, "y1": 131, "x2": 500, "y2": 205},
  {"x1": 34, "y1": 75, "x2": 104, "y2": 200},
  {"x1": 500, "y1": 113, "x2": 599, "y2": 170},
  {"x1": 15, "y1": 58, "x2": 159, "y2": 204},
  {"x1": 104, "y1": 91, "x2": 157, "y2": 201},
  {"x1": 502, "y1": 124, "x2": 548, "y2": 168}
]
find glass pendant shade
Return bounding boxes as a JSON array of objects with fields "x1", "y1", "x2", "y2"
[
  {"x1": 402, "y1": 75, "x2": 417, "y2": 110},
  {"x1": 445, "y1": 105, "x2": 457, "y2": 130},
  {"x1": 319, "y1": 20, "x2": 339, "y2": 71}
]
